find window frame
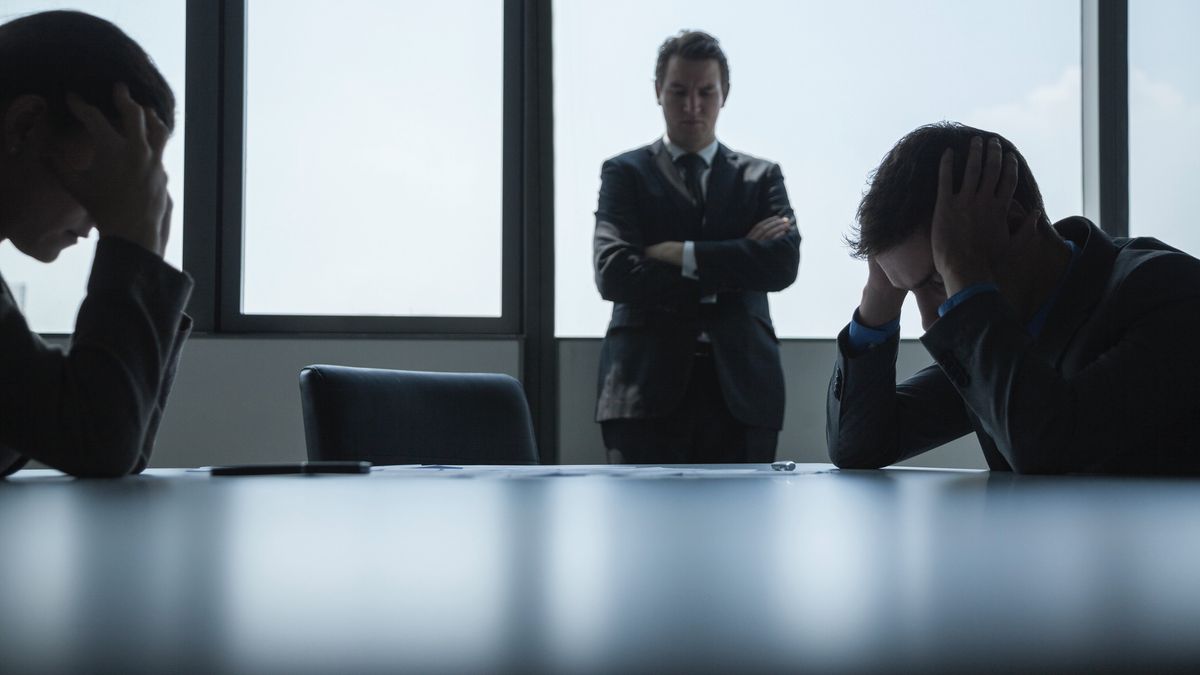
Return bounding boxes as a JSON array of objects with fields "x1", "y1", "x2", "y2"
[
  {"x1": 203, "y1": 0, "x2": 523, "y2": 335},
  {"x1": 24, "y1": 0, "x2": 1131, "y2": 340},
  {"x1": 184, "y1": 0, "x2": 1132, "y2": 338},
  {"x1": 1081, "y1": 0, "x2": 1129, "y2": 236}
]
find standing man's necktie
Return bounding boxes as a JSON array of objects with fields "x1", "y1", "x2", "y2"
[{"x1": 676, "y1": 153, "x2": 707, "y2": 210}]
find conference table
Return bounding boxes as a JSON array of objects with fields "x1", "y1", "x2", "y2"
[{"x1": 2, "y1": 464, "x2": 1198, "y2": 673}]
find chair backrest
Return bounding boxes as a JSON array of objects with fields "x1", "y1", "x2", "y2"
[{"x1": 298, "y1": 365, "x2": 539, "y2": 465}]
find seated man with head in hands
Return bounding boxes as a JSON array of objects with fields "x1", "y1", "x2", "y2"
[
  {"x1": 828, "y1": 122, "x2": 1200, "y2": 475},
  {"x1": 0, "y1": 10, "x2": 191, "y2": 477}
]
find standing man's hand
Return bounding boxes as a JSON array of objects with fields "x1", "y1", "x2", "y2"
[
  {"x1": 53, "y1": 83, "x2": 171, "y2": 257},
  {"x1": 746, "y1": 215, "x2": 791, "y2": 241},
  {"x1": 858, "y1": 256, "x2": 907, "y2": 327},
  {"x1": 644, "y1": 241, "x2": 684, "y2": 266},
  {"x1": 929, "y1": 136, "x2": 1019, "y2": 296}
]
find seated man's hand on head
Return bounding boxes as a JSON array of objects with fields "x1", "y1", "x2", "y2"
[
  {"x1": 929, "y1": 136, "x2": 1039, "y2": 296},
  {"x1": 858, "y1": 255, "x2": 907, "y2": 328},
  {"x1": 52, "y1": 83, "x2": 171, "y2": 258}
]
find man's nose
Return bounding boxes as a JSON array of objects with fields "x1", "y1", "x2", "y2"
[{"x1": 684, "y1": 92, "x2": 700, "y2": 112}]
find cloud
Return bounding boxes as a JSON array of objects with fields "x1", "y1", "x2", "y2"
[
  {"x1": 1132, "y1": 68, "x2": 1188, "y2": 113},
  {"x1": 968, "y1": 66, "x2": 1083, "y2": 139}
]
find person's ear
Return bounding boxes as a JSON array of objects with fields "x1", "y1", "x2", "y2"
[
  {"x1": 654, "y1": 80, "x2": 663, "y2": 106},
  {"x1": 2, "y1": 95, "x2": 47, "y2": 158}
]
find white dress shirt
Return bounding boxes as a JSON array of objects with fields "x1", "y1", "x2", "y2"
[
  {"x1": 662, "y1": 136, "x2": 719, "y2": 343},
  {"x1": 662, "y1": 135, "x2": 718, "y2": 296}
]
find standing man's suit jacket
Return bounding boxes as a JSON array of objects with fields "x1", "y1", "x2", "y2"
[
  {"x1": 594, "y1": 139, "x2": 800, "y2": 430},
  {"x1": 828, "y1": 217, "x2": 1200, "y2": 475}
]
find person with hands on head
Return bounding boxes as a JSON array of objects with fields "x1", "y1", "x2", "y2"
[
  {"x1": 594, "y1": 30, "x2": 800, "y2": 465},
  {"x1": 0, "y1": 10, "x2": 192, "y2": 478},
  {"x1": 58, "y1": 84, "x2": 174, "y2": 258},
  {"x1": 828, "y1": 121, "x2": 1200, "y2": 475}
]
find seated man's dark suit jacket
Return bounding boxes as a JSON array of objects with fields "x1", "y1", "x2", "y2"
[
  {"x1": 828, "y1": 217, "x2": 1200, "y2": 475},
  {"x1": 594, "y1": 139, "x2": 800, "y2": 430},
  {"x1": 0, "y1": 238, "x2": 193, "y2": 478}
]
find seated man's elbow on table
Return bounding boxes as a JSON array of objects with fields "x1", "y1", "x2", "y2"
[
  {"x1": 830, "y1": 453, "x2": 890, "y2": 471},
  {"x1": 39, "y1": 423, "x2": 150, "y2": 478},
  {"x1": 58, "y1": 450, "x2": 144, "y2": 479}
]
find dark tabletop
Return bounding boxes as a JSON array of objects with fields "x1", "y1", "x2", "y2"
[{"x1": 2, "y1": 465, "x2": 1198, "y2": 673}]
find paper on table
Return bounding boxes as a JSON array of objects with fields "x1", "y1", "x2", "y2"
[{"x1": 369, "y1": 464, "x2": 837, "y2": 478}]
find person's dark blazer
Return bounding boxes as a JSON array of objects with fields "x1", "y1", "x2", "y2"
[
  {"x1": 594, "y1": 139, "x2": 800, "y2": 430},
  {"x1": 827, "y1": 217, "x2": 1200, "y2": 475},
  {"x1": 0, "y1": 238, "x2": 192, "y2": 478}
]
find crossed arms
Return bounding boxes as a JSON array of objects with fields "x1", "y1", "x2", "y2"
[{"x1": 594, "y1": 159, "x2": 800, "y2": 307}]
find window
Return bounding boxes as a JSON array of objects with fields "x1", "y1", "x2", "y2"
[
  {"x1": 0, "y1": 1, "x2": 186, "y2": 334},
  {"x1": 1129, "y1": 0, "x2": 1200, "y2": 254},
  {"x1": 553, "y1": 0, "x2": 1082, "y2": 338},
  {"x1": 238, "y1": 0, "x2": 506, "y2": 320}
]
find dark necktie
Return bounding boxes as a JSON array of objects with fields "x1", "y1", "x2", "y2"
[{"x1": 676, "y1": 153, "x2": 707, "y2": 210}]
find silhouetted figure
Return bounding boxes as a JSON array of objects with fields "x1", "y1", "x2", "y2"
[
  {"x1": 828, "y1": 122, "x2": 1200, "y2": 475},
  {"x1": 0, "y1": 11, "x2": 191, "y2": 477},
  {"x1": 594, "y1": 31, "x2": 800, "y2": 464}
]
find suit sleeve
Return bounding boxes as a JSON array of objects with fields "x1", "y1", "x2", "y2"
[
  {"x1": 826, "y1": 326, "x2": 974, "y2": 469},
  {"x1": 0, "y1": 237, "x2": 193, "y2": 478},
  {"x1": 919, "y1": 257, "x2": 1200, "y2": 474},
  {"x1": 594, "y1": 159, "x2": 708, "y2": 306},
  {"x1": 129, "y1": 314, "x2": 192, "y2": 474},
  {"x1": 693, "y1": 163, "x2": 800, "y2": 292}
]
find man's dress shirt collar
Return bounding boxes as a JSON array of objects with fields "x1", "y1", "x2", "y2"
[{"x1": 663, "y1": 135, "x2": 719, "y2": 167}]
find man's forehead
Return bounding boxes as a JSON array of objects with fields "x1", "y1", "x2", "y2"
[
  {"x1": 664, "y1": 57, "x2": 721, "y2": 82},
  {"x1": 876, "y1": 232, "x2": 934, "y2": 290}
]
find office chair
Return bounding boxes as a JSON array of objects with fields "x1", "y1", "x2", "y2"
[{"x1": 298, "y1": 365, "x2": 539, "y2": 465}]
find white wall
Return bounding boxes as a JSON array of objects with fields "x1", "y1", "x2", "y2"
[
  {"x1": 83, "y1": 335, "x2": 981, "y2": 470},
  {"x1": 559, "y1": 339, "x2": 985, "y2": 469},
  {"x1": 149, "y1": 337, "x2": 521, "y2": 468}
]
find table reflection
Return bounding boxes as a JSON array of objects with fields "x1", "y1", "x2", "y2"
[{"x1": 2, "y1": 467, "x2": 1198, "y2": 672}]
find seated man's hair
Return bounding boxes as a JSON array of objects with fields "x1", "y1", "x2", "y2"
[
  {"x1": 655, "y1": 30, "x2": 730, "y2": 97},
  {"x1": 848, "y1": 121, "x2": 1048, "y2": 259},
  {"x1": 0, "y1": 10, "x2": 175, "y2": 133}
]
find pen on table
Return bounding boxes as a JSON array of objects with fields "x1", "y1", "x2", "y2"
[{"x1": 207, "y1": 461, "x2": 372, "y2": 476}]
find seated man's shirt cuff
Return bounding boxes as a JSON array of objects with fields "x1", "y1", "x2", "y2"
[
  {"x1": 847, "y1": 308, "x2": 900, "y2": 352},
  {"x1": 938, "y1": 283, "x2": 999, "y2": 318},
  {"x1": 682, "y1": 241, "x2": 699, "y2": 280}
]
